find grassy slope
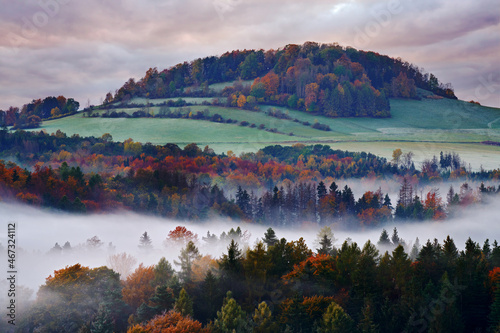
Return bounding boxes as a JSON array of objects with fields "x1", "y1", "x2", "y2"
[{"x1": 34, "y1": 86, "x2": 500, "y2": 169}]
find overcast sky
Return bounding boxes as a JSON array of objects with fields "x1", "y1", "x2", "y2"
[{"x1": 0, "y1": 0, "x2": 499, "y2": 110}]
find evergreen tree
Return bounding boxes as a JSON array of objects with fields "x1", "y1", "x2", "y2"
[
  {"x1": 90, "y1": 304, "x2": 114, "y2": 333},
  {"x1": 263, "y1": 227, "x2": 278, "y2": 247},
  {"x1": 321, "y1": 302, "x2": 355, "y2": 333},
  {"x1": 383, "y1": 194, "x2": 393, "y2": 210},
  {"x1": 135, "y1": 302, "x2": 157, "y2": 323},
  {"x1": 317, "y1": 181, "x2": 327, "y2": 200},
  {"x1": 150, "y1": 285, "x2": 175, "y2": 313},
  {"x1": 358, "y1": 299, "x2": 379, "y2": 333},
  {"x1": 174, "y1": 241, "x2": 201, "y2": 284},
  {"x1": 378, "y1": 229, "x2": 391, "y2": 246},
  {"x1": 139, "y1": 231, "x2": 153, "y2": 250},
  {"x1": 174, "y1": 288, "x2": 193, "y2": 317},
  {"x1": 317, "y1": 234, "x2": 333, "y2": 255},
  {"x1": 428, "y1": 272, "x2": 464, "y2": 333},
  {"x1": 153, "y1": 257, "x2": 174, "y2": 287},
  {"x1": 391, "y1": 227, "x2": 400, "y2": 246},
  {"x1": 253, "y1": 301, "x2": 278, "y2": 333},
  {"x1": 196, "y1": 270, "x2": 221, "y2": 323},
  {"x1": 213, "y1": 291, "x2": 250, "y2": 333}
]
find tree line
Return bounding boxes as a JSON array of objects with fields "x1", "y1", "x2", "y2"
[{"x1": 14, "y1": 228, "x2": 500, "y2": 332}]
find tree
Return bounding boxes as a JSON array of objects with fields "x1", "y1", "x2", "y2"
[
  {"x1": 139, "y1": 231, "x2": 153, "y2": 250},
  {"x1": 106, "y1": 252, "x2": 137, "y2": 279},
  {"x1": 378, "y1": 229, "x2": 391, "y2": 246},
  {"x1": 127, "y1": 310, "x2": 208, "y2": 333},
  {"x1": 213, "y1": 291, "x2": 250, "y2": 333},
  {"x1": 391, "y1": 227, "x2": 401, "y2": 246},
  {"x1": 23, "y1": 264, "x2": 127, "y2": 333},
  {"x1": 392, "y1": 148, "x2": 402, "y2": 166},
  {"x1": 154, "y1": 257, "x2": 175, "y2": 287},
  {"x1": 314, "y1": 226, "x2": 337, "y2": 250},
  {"x1": 166, "y1": 226, "x2": 198, "y2": 246},
  {"x1": 317, "y1": 181, "x2": 328, "y2": 200},
  {"x1": 320, "y1": 302, "x2": 355, "y2": 333},
  {"x1": 237, "y1": 94, "x2": 247, "y2": 108},
  {"x1": 357, "y1": 300, "x2": 379, "y2": 333},
  {"x1": 91, "y1": 304, "x2": 114, "y2": 333},
  {"x1": 253, "y1": 301, "x2": 278, "y2": 332},
  {"x1": 263, "y1": 227, "x2": 278, "y2": 247},
  {"x1": 317, "y1": 234, "x2": 333, "y2": 255},
  {"x1": 122, "y1": 264, "x2": 156, "y2": 310},
  {"x1": 174, "y1": 241, "x2": 201, "y2": 284},
  {"x1": 175, "y1": 288, "x2": 193, "y2": 317}
]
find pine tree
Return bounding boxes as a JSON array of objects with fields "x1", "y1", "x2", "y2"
[
  {"x1": 90, "y1": 304, "x2": 114, "y2": 333},
  {"x1": 174, "y1": 241, "x2": 201, "y2": 284},
  {"x1": 358, "y1": 299, "x2": 379, "y2": 333},
  {"x1": 263, "y1": 227, "x2": 278, "y2": 248},
  {"x1": 321, "y1": 302, "x2": 355, "y2": 333},
  {"x1": 213, "y1": 291, "x2": 250, "y2": 332},
  {"x1": 317, "y1": 234, "x2": 333, "y2": 255},
  {"x1": 253, "y1": 301, "x2": 278, "y2": 333},
  {"x1": 174, "y1": 288, "x2": 193, "y2": 317},
  {"x1": 153, "y1": 257, "x2": 174, "y2": 286},
  {"x1": 391, "y1": 227, "x2": 400, "y2": 246},
  {"x1": 317, "y1": 181, "x2": 327, "y2": 200},
  {"x1": 383, "y1": 194, "x2": 393, "y2": 210},
  {"x1": 428, "y1": 272, "x2": 464, "y2": 333},
  {"x1": 139, "y1": 231, "x2": 153, "y2": 250},
  {"x1": 378, "y1": 229, "x2": 391, "y2": 246},
  {"x1": 150, "y1": 285, "x2": 175, "y2": 313}
]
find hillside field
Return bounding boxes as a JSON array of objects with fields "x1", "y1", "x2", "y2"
[{"x1": 32, "y1": 88, "x2": 500, "y2": 170}]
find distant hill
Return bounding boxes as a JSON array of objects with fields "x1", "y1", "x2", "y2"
[{"x1": 109, "y1": 42, "x2": 456, "y2": 119}]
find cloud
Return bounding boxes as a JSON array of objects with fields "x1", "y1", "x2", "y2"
[{"x1": 0, "y1": 0, "x2": 498, "y2": 110}]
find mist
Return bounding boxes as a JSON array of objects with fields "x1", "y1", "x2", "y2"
[{"x1": 0, "y1": 186, "x2": 499, "y2": 300}]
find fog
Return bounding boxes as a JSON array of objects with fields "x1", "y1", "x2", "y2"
[{"x1": 1, "y1": 193, "x2": 499, "y2": 300}]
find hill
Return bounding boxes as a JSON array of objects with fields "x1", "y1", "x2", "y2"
[{"x1": 107, "y1": 42, "x2": 457, "y2": 119}]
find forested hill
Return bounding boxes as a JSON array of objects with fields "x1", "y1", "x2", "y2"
[{"x1": 110, "y1": 42, "x2": 456, "y2": 118}]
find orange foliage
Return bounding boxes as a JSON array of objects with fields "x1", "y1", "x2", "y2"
[
  {"x1": 283, "y1": 254, "x2": 335, "y2": 284},
  {"x1": 127, "y1": 310, "x2": 208, "y2": 333},
  {"x1": 122, "y1": 264, "x2": 156, "y2": 309},
  {"x1": 489, "y1": 267, "x2": 500, "y2": 292},
  {"x1": 166, "y1": 226, "x2": 198, "y2": 245}
]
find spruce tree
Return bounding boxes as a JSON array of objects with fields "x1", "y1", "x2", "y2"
[
  {"x1": 263, "y1": 228, "x2": 278, "y2": 247},
  {"x1": 174, "y1": 288, "x2": 193, "y2": 317},
  {"x1": 378, "y1": 229, "x2": 391, "y2": 246}
]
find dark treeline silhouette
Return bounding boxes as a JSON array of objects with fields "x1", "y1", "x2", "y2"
[{"x1": 15, "y1": 230, "x2": 500, "y2": 333}]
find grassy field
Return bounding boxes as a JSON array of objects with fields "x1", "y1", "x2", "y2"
[
  {"x1": 33, "y1": 87, "x2": 500, "y2": 170},
  {"x1": 35, "y1": 116, "x2": 300, "y2": 147}
]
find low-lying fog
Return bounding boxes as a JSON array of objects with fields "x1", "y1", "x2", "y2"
[{"x1": 1, "y1": 194, "x2": 499, "y2": 297}]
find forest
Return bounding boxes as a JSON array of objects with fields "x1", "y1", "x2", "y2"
[
  {"x1": 11, "y1": 226, "x2": 500, "y2": 333},
  {"x1": 108, "y1": 42, "x2": 456, "y2": 119},
  {"x1": 0, "y1": 129, "x2": 499, "y2": 227}
]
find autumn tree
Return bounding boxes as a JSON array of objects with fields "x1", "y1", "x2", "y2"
[
  {"x1": 22, "y1": 264, "x2": 127, "y2": 332},
  {"x1": 107, "y1": 252, "x2": 137, "y2": 279},
  {"x1": 122, "y1": 264, "x2": 156, "y2": 310},
  {"x1": 127, "y1": 310, "x2": 208, "y2": 333}
]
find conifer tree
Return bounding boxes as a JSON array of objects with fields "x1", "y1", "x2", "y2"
[{"x1": 174, "y1": 288, "x2": 193, "y2": 317}]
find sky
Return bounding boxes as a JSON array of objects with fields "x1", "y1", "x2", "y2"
[{"x1": 0, "y1": 0, "x2": 499, "y2": 110}]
